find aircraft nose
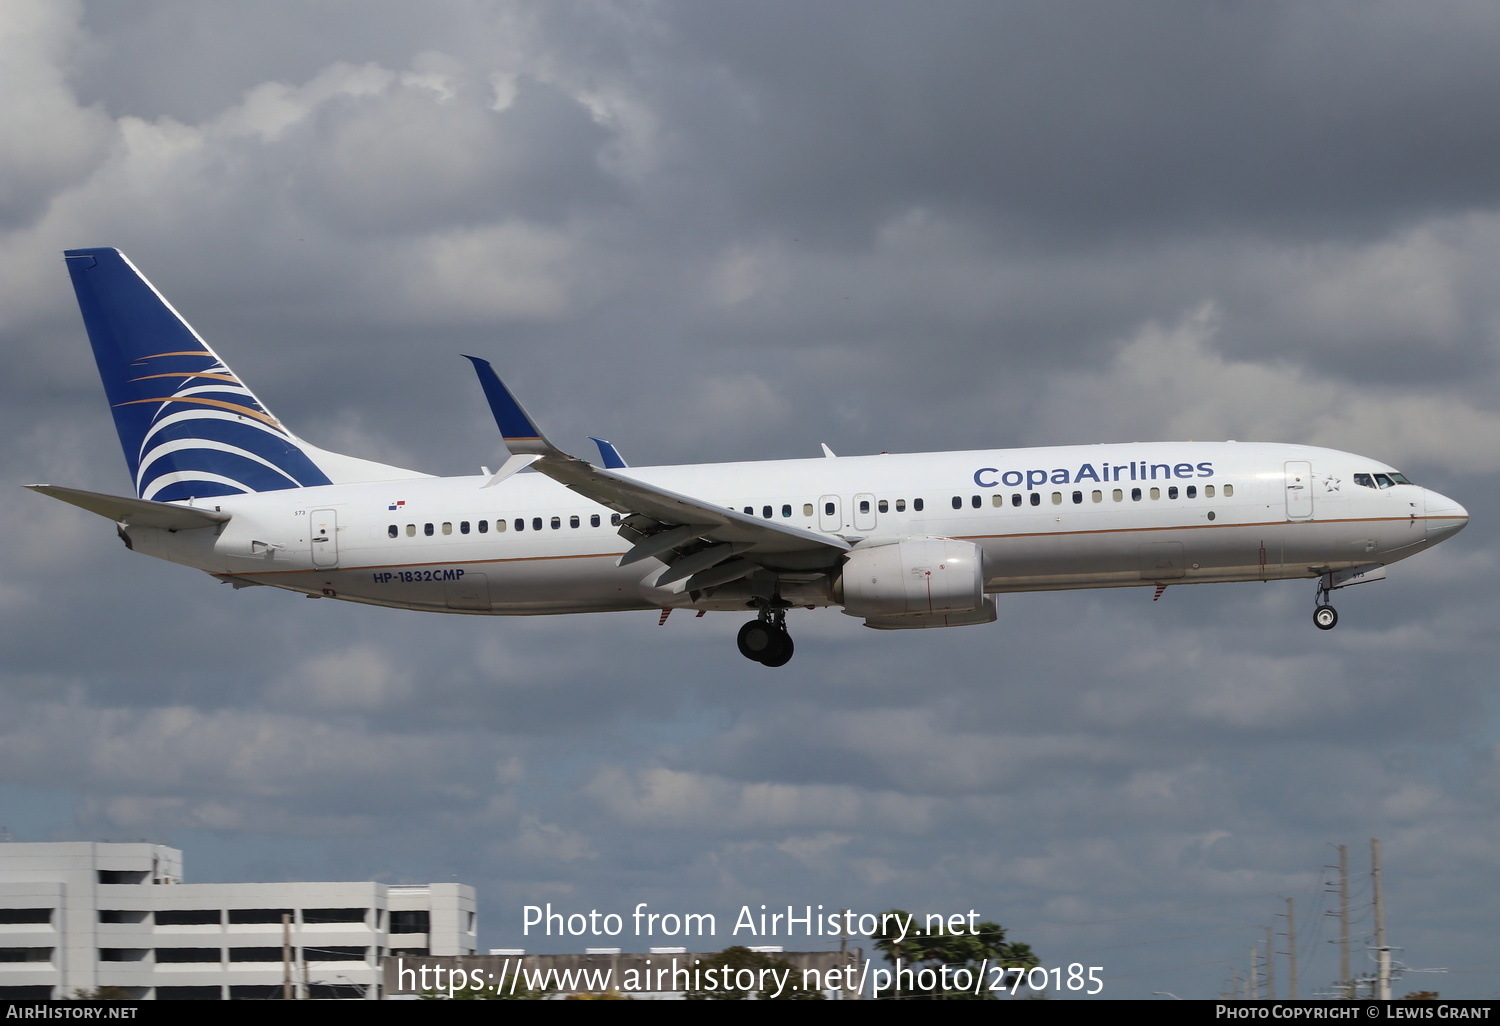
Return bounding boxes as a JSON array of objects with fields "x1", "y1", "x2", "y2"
[{"x1": 1424, "y1": 488, "x2": 1468, "y2": 542}]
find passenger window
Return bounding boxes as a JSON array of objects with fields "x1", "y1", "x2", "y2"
[
  {"x1": 896, "y1": 499, "x2": 907, "y2": 512},
  {"x1": 1072, "y1": 490, "x2": 1082, "y2": 504},
  {"x1": 570, "y1": 515, "x2": 580, "y2": 528},
  {"x1": 590, "y1": 514, "x2": 600, "y2": 527},
  {"x1": 860, "y1": 500, "x2": 871, "y2": 514},
  {"x1": 533, "y1": 517, "x2": 543, "y2": 531},
  {"x1": 913, "y1": 498, "x2": 924, "y2": 511},
  {"x1": 744, "y1": 506, "x2": 753, "y2": 515},
  {"x1": 970, "y1": 495, "x2": 980, "y2": 508},
  {"x1": 1051, "y1": 492, "x2": 1062, "y2": 505},
  {"x1": 424, "y1": 523, "x2": 434, "y2": 536},
  {"x1": 611, "y1": 514, "x2": 622, "y2": 526},
  {"x1": 479, "y1": 520, "x2": 490, "y2": 534},
  {"x1": 1131, "y1": 488, "x2": 1142, "y2": 501},
  {"x1": 460, "y1": 521, "x2": 470, "y2": 534},
  {"x1": 952, "y1": 496, "x2": 962, "y2": 510},
  {"x1": 759, "y1": 506, "x2": 770, "y2": 518},
  {"x1": 992, "y1": 495, "x2": 1004, "y2": 507},
  {"x1": 406, "y1": 524, "x2": 416, "y2": 537},
  {"x1": 442, "y1": 522, "x2": 453, "y2": 535},
  {"x1": 1204, "y1": 485, "x2": 1215, "y2": 498},
  {"x1": 803, "y1": 503, "x2": 815, "y2": 516},
  {"x1": 824, "y1": 502, "x2": 835, "y2": 516},
  {"x1": 1029, "y1": 493, "x2": 1040, "y2": 506},
  {"x1": 1168, "y1": 486, "x2": 1178, "y2": 499},
  {"x1": 1092, "y1": 490, "x2": 1102, "y2": 503},
  {"x1": 1186, "y1": 486, "x2": 1197, "y2": 498},
  {"x1": 782, "y1": 504, "x2": 792, "y2": 518},
  {"x1": 1012, "y1": 494, "x2": 1022, "y2": 507},
  {"x1": 878, "y1": 500, "x2": 889, "y2": 513},
  {"x1": 514, "y1": 519, "x2": 524, "y2": 532},
  {"x1": 387, "y1": 525, "x2": 397, "y2": 538},
  {"x1": 1150, "y1": 488, "x2": 1160, "y2": 500},
  {"x1": 1223, "y1": 484, "x2": 1234, "y2": 497},
  {"x1": 1112, "y1": 489, "x2": 1122, "y2": 502},
  {"x1": 550, "y1": 517, "x2": 561, "y2": 530}
]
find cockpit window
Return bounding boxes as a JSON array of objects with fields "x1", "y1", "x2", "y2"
[{"x1": 1356, "y1": 470, "x2": 1414, "y2": 489}]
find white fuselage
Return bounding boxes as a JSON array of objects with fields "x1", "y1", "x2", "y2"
[{"x1": 123, "y1": 441, "x2": 1467, "y2": 619}]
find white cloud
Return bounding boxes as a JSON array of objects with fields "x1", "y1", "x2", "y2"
[
  {"x1": 0, "y1": 0, "x2": 113, "y2": 225},
  {"x1": 583, "y1": 766, "x2": 933, "y2": 834},
  {"x1": 1037, "y1": 302, "x2": 1500, "y2": 472},
  {"x1": 265, "y1": 645, "x2": 415, "y2": 712}
]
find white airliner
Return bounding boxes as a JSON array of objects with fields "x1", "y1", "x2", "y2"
[{"x1": 32, "y1": 248, "x2": 1469, "y2": 666}]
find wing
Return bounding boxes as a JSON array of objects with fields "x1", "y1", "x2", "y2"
[{"x1": 464, "y1": 357, "x2": 848, "y2": 591}]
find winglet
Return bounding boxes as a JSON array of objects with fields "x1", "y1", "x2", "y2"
[
  {"x1": 464, "y1": 355, "x2": 562, "y2": 457},
  {"x1": 589, "y1": 436, "x2": 628, "y2": 469}
]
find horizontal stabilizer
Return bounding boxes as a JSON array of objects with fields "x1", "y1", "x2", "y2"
[
  {"x1": 27, "y1": 484, "x2": 230, "y2": 530},
  {"x1": 589, "y1": 436, "x2": 628, "y2": 469},
  {"x1": 481, "y1": 452, "x2": 541, "y2": 489}
]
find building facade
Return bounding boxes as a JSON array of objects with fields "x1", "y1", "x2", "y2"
[{"x1": 0, "y1": 842, "x2": 476, "y2": 999}]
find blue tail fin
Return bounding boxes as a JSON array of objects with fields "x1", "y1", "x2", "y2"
[{"x1": 65, "y1": 248, "x2": 425, "y2": 500}]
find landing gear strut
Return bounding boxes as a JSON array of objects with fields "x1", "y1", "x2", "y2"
[
  {"x1": 1313, "y1": 574, "x2": 1338, "y2": 631},
  {"x1": 737, "y1": 606, "x2": 794, "y2": 666}
]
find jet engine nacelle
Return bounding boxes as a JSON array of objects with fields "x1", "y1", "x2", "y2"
[{"x1": 836, "y1": 538, "x2": 985, "y2": 618}]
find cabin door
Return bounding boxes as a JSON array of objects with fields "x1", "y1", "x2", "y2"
[{"x1": 310, "y1": 508, "x2": 339, "y2": 567}]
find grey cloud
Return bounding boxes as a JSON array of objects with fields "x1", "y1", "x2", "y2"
[{"x1": 3, "y1": 0, "x2": 1498, "y2": 998}]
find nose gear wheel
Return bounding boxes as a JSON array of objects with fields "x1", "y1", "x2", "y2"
[{"x1": 1313, "y1": 574, "x2": 1338, "y2": 631}]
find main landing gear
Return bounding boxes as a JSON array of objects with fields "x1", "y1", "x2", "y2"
[
  {"x1": 737, "y1": 607, "x2": 794, "y2": 667},
  {"x1": 1313, "y1": 574, "x2": 1338, "y2": 631}
]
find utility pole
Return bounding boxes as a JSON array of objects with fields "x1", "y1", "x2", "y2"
[
  {"x1": 1373, "y1": 838, "x2": 1390, "y2": 1000},
  {"x1": 1285, "y1": 897, "x2": 1298, "y2": 999},
  {"x1": 1338, "y1": 844, "x2": 1351, "y2": 998},
  {"x1": 1265, "y1": 924, "x2": 1275, "y2": 999},
  {"x1": 837, "y1": 909, "x2": 850, "y2": 1001},
  {"x1": 282, "y1": 913, "x2": 294, "y2": 1000}
]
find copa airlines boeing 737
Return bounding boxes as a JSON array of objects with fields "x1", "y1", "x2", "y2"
[{"x1": 31, "y1": 248, "x2": 1469, "y2": 666}]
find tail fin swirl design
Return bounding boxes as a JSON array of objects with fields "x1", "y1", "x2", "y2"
[{"x1": 65, "y1": 248, "x2": 333, "y2": 501}]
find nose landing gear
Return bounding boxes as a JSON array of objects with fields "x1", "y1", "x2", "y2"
[
  {"x1": 1313, "y1": 574, "x2": 1338, "y2": 631},
  {"x1": 737, "y1": 606, "x2": 794, "y2": 666}
]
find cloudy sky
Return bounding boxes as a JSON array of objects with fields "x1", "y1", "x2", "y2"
[{"x1": 4, "y1": 0, "x2": 1500, "y2": 999}]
